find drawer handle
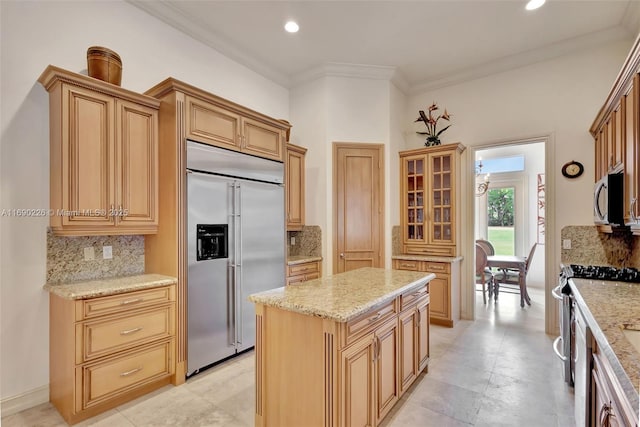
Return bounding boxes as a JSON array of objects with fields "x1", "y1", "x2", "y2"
[
  {"x1": 412, "y1": 289, "x2": 427, "y2": 297},
  {"x1": 120, "y1": 366, "x2": 143, "y2": 377},
  {"x1": 401, "y1": 263, "x2": 413, "y2": 268},
  {"x1": 120, "y1": 298, "x2": 143, "y2": 306},
  {"x1": 368, "y1": 312, "x2": 382, "y2": 323},
  {"x1": 429, "y1": 265, "x2": 445, "y2": 271},
  {"x1": 120, "y1": 327, "x2": 143, "y2": 336}
]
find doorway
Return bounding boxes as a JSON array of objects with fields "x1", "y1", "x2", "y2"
[
  {"x1": 333, "y1": 143, "x2": 385, "y2": 273},
  {"x1": 473, "y1": 141, "x2": 546, "y2": 317}
]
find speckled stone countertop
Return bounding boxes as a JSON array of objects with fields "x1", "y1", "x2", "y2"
[
  {"x1": 248, "y1": 267, "x2": 435, "y2": 322},
  {"x1": 392, "y1": 254, "x2": 463, "y2": 263},
  {"x1": 287, "y1": 255, "x2": 322, "y2": 265},
  {"x1": 43, "y1": 274, "x2": 178, "y2": 300},
  {"x1": 570, "y1": 277, "x2": 640, "y2": 416}
]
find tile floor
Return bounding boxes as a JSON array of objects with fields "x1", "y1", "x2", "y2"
[{"x1": 2, "y1": 287, "x2": 574, "y2": 427}]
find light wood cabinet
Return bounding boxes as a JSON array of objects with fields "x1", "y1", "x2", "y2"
[
  {"x1": 38, "y1": 65, "x2": 159, "y2": 236},
  {"x1": 184, "y1": 94, "x2": 286, "y2": 162},
  {"x1": 393, "y1": 258, "x2": 460, "y2": 327},
  {"x1": 591, "y1": 35, "x2": 640, "y2": 234},
  {"x1": 590, "y1": 351, "x2": 637, "y2": 427},
  {"x1": 49, "y1": 285, "x2": 176, "y2": 424},
  {"x1": 286, "y1": 260, "x2": 321, "y2": 285},
  {"x1": 254, "y1": 280, "x2": 430, "y2": 427},
  {"x1": 286, "y1": 143, "x2": 307, "y2": 231},
  {"x1": 399, "y1": 144, "x2": 465, "y2": 257}
]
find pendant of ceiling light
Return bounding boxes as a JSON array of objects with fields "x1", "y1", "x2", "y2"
[
  {"x1": 525, "y1": 0, "x2": 545, "y2": 10},
  {"x1": 475, "y1": 158, "x2": 491, "y2": 197}
]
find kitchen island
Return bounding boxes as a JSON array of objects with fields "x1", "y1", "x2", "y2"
[{"x1": 248, "y1": 267, "x2": 435, "y2": 427}]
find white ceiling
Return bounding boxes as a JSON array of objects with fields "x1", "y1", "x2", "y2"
[{"x1": 129, "y1": 0, "x2": 640, "y2": 92}]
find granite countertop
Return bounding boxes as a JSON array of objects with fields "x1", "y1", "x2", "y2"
[
  {"x1": 44, "y1": 274, "x2": 178, "y2": 300},
  {"x1": 287, "y1": 255, "x2": 322, "y2": 265},
  {"x1": 570, "y1": 277, "x2": 640, "y2": 415},
  {"x1": 392, "y1": 254, "x2": 463, "y2": 263},
  {"x1": 248, "y1": 267, "x2": 435, "y2": 322}
]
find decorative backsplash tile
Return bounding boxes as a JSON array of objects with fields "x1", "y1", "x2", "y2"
[
  {"x1": 287, "y1": 225, "x2": 321, "y2": 257},
  {"x1": 392, "y1": 225, "x2": 401, "y2": 255},
  {"x1": 47, "y1": 229, "x2": 144, "y2": 284},
  {"x1": 561, "y1": 225, "x2": 639, "y2": 268}
]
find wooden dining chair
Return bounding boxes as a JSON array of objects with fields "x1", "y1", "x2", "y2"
[
  {"x1": 475, "y1": 243, "x2": 494, "y2": 304},
  {"x1": 475, "y1": 239, "x2": 495, "y2": 256},
  {"x1": 496, "y1": 243, "x2": 537, "y2": 299}
]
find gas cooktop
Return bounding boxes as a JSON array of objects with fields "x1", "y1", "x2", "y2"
[{"x1": 568, "y1": 264, "x2": 640, "y2": 283}]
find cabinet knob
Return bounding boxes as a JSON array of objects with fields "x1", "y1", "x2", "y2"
[{"x1": 340, "y1": 253, "x2": 345, "y2": 258}]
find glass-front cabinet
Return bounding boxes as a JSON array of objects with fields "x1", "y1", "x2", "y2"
[{"x1": 400, "y1": 143, "x2": 465, "y2": 256}]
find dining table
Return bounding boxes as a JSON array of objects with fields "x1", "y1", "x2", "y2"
[{"x1": 486, "y1": 254, "x2": 531, "y2": 307}]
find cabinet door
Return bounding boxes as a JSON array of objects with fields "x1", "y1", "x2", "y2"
[
  {"x1": 185, "y1": 96, "x2": 241, "y2": 150},
  {"x1": 116, "y1": 100, "x2": 158, "y2": 229},
  {"x1": 242, "y1": 117, "x2": 284, "y2": 161},
  {"x1": 613, "y1": 101, "x2": 624, "y2": 171},
  {"x1": 401, "y1": 154, "x2": 426, "y2": 245},
  {"x1": 286, "y1": 144, "x2": 306, "y2": 230},
  {"x1": 416, "y1": 297, "x2": 430, "y2": 372},
  {"x1": 625, "y1": 75, "x2": 640, "y2": 227},
  {"x1": 398, "y1": 309, "x2": 417, "y2": 394},
  {"x1": 427, "y1": 152, "x2": 455, "y2": 246},
  {"x1": 428, "y1": 275, "x2": 449, "y2": 321},
  {"x1": 61, "y1": 84, "x2": 115, "y2": 228},
  {"x1": 375, "y1": 319, "x2": 398, "y2": 423},
  {"x1": 340, "y1": 336, "x2": 375, "y2": 427}
]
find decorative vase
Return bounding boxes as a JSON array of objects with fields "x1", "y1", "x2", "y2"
[
  {"x1": 87, "y1": 46, "x2": 122, "y2": 86},
  {"x1": 425, "y1": 136, "x2": 441, "y2": 147}
]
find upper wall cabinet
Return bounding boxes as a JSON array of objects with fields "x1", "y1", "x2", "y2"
[
  {"x1": 38, "y1": 66, "x2": 160, "y2": 236},
  {"x1": 590, "y1": 35, "x2": 640, "y2": 234},
  {"x1": 285, "y1": 143, "x2": 307, "y2": 231},
  {"x1": 155, "y1": 81, "x2": 289, "y2": 162}
]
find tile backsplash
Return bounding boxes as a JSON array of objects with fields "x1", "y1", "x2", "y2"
[
  {"x1": 287, "y1": 225, "x2": 322, "y2": 257},
  {"x1": 47, "y1": 229, "x2": 144, "y2": 283},
  {"x1": 561, "y1": 225, "x2": 639, "y2": 268}
]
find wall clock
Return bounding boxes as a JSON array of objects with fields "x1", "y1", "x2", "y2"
[{"x1": 561, "y1": 160, "x2": 584, "y2": 179}]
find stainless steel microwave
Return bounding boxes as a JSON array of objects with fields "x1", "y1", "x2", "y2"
[{"x1": 594, "y1": 172, "x2": 624, "y2": 225}]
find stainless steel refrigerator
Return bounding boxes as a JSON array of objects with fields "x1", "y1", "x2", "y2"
[{"x1": 186, "y1": 140, "x2": 285, "y2": 377}]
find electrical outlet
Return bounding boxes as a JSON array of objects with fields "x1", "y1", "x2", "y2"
[
  {"x1": 103, "y1": 246, "x2": 113, "y2": 259},
  {"x1": 562, "y1": 239, "x2": 572, "y2": 250},
  {"x1": 290, "y1": 236, "x2": 296, "y2": 246},
  {"x1": 83, "y1": 247, "x2": 95, "y2": 261}
]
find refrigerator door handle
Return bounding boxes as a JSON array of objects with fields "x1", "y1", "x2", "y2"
[
  {"x1": 236, "y1": 183, "x2": 243, "y2": 345},
  {"x1": 228, "y1": 261, "x2": 236, "y2": 346}
]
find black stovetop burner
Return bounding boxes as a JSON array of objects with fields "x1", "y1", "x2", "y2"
[{"x1": 569, "y1": 264, "x2": 640, "y2": 283}]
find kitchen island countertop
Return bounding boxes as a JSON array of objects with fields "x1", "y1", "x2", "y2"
[
  {"x1": 43, "y1": 274, "x2": 178, "y2": 300},
  {"x1": 249, "y1": 267, "x2": 435, "y2": 322},
  {"x1": 570, "y1": 277, "x2": 640, "y2": 417},
  {"x1": 286, "y1": 255, "x2": 322, "y2": 265}
]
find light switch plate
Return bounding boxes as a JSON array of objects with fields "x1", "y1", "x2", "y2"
[
  {"x1": 83, "y1": 247, "x2": 95, "y2": 261},
  {"x1": 103, "y1": 246, "x2": 113, "y2": 259},
  {"x1": 290, "y1": 236, "x2": 296, "y2": 246},
  {"x1": 562, "y1": 239, "x2": 572, "y2": 250}
]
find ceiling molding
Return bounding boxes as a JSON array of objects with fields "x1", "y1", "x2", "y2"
[
  {"x1": 410, "y1": 26, "x2": 632, "y2": 94},
  {"x1": 126, "y1": 0, "x2": 290, "y2": 87},
  {"x1": 291, "y1": 62, "x2": 410, "y2": 93}
]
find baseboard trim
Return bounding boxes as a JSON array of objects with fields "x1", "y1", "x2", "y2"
[{"x1": 1, "y1": 384, "x2": 49, "y2": 418}]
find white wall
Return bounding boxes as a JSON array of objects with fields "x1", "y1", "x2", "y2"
[
  {"x1": 0, "y1": 0, "x2": 289, "y2": 405},
  {"x1": 406, "y1": 38, "x2": 633, "y2": 297}
]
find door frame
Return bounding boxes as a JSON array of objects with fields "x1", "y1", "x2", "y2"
[
  {"x1": 332, "y1": 142, "x2": 385, "y2": 274},
  {"x1": 463, "y1": 135, "x2": 556, "y2": 335}
]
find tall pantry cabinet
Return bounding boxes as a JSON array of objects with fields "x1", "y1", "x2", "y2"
[{"x1": 393, "y1": 143, "x2": 465, "y2": 327}]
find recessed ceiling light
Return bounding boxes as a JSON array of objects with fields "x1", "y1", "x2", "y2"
[
  {"x1": 284, "y1": 21, "x2": 299, "y2": 33},
  {"x1": 525, "y1": 0, "x2": 545, "y2": 10}
]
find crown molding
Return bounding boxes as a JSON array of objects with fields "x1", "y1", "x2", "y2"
[
  {"x1": 410, "y1": 26, "x2": 632, "y2": 94},
  {"x1": 291, "y1": 62, "x2": 410, "y2": 93},
  {"x1": 126, "y1": 0, "x2": 290, "y2": 88}
]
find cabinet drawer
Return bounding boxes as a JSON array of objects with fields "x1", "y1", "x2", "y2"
[
  {"x1": 81, "y1": 340, "x2": 173, "y2": 410},
  {"x1": 400, "y1": 284, "x2": 429, "y2": 311},
  {"x1": 78, "y1": 306, "x2": 174, "y2": 363},
  {"x1": 405, "y1": 245, "x2": 455, "y2": 257},
  {"x1": 81, "y1": 286, "x2": 174, "y2": 320},
  {"x1": 345, "y1": 300, "x2": 396, "y2": 345},
  {"x1": 393, "y1": 260, "x2": 421, "y2": 271},
  {"x1": 287, "y1": 261, "x2": 320, "y2": 277},
  {"x1": 424, "y1": 262, "x2": 450, "y2": 274}
]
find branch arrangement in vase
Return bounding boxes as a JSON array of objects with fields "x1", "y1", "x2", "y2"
[{"x1": 415, "y1": 103, "x2": 451, "y2": 146}]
